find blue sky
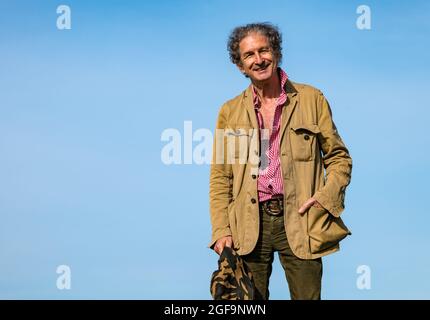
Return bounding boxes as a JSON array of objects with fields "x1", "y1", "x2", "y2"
[{"x1": 0, "y1": 0, "x2": 429, "y2": 299}]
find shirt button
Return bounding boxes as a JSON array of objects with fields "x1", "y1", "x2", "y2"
[
  {"x1": 304, "y1": 134, "x2": 310, "y2": 140},
  {"x1": 251, "y1": 198, "x2": 257, "y2": 204},
  {"x1": 252, "y1": 174, "x2": 257, "y2": 179},
  {"x1": 268, "y1": 184, "x2": 273, "y2": 189}
]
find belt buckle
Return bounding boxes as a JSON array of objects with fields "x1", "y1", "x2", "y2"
[{"x1": 263, "y1": 197, "x2": 283, "y2": 216}]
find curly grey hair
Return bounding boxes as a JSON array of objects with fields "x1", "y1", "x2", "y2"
[{"x1": 227, "y1": 22, "x2": 283, "y2": 66}]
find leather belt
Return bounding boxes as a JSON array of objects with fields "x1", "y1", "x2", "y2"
[{"x1": 260, "y1": 195, "x2": 284, "y2": 216}]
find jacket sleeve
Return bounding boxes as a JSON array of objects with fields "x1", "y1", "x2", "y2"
[
  {"x1": 208, "y1": 104, "x2": 233, "y2": 249},
  {"x1": 313, "y1": 92, "x2": 353, "y2": 218}
]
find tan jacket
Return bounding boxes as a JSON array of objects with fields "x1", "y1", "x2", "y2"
[{"x1": 209, "y1": 80, "x2": 353, "y2": 259}]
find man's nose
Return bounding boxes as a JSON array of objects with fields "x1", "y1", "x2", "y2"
[{"x1": 255, "y1": 52, "x2": 263, "y2": 64}]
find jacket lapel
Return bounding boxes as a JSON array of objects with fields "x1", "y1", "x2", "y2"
[
  {"x1": 243, "y1": 85, "x2": 259, "y2": 130},
  {"x1": 279, "y1": 80, "x2": 298, "y2": 143}
]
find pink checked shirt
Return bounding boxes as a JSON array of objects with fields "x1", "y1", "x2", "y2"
[{"x1": 252, "y1": 68, "x2": 288, "y2": 202}]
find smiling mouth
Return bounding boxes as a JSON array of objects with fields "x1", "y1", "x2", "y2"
[{"x1": 254, "y1": 64, "x2": 270, "y2": 72}]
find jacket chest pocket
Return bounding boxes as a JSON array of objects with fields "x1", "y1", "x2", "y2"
[
  {"x1": 225, "y1": 126, "x2": 254, "y2": 164},
  {"x1": 289, "y1": 124, "x2": 320, "y2": 161}
]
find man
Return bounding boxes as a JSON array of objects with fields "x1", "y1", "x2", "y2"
[{"x1": 208, "y1": 23, "x2": 353, "y2": 300}]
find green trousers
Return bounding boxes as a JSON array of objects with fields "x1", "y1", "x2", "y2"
[{"x1": 241, "y1": 206, "x2": 323, "y2": 300}]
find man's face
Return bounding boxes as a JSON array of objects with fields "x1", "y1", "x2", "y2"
[{"x1": 237, "y1": 32, "x2": 278, "y2": 82}]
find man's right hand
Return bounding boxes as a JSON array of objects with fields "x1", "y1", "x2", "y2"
[{"x1": 214, "y1": 236, "x2": 233, "y2": 255}]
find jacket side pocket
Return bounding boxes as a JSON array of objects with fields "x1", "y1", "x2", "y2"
[{"x1": 307, "y1": 205, "x2": 351, "y2": 254}]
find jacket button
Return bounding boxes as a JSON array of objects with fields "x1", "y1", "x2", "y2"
[
  {"x1": 251, "y1": 198, "x2": 256, "y2": 204},
  {"x1": 304, "y1": 134, "x2": 310, "y2": 140},
  {"x1": 252, "y1": 174, "x2": 257, "y2": 179}
]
